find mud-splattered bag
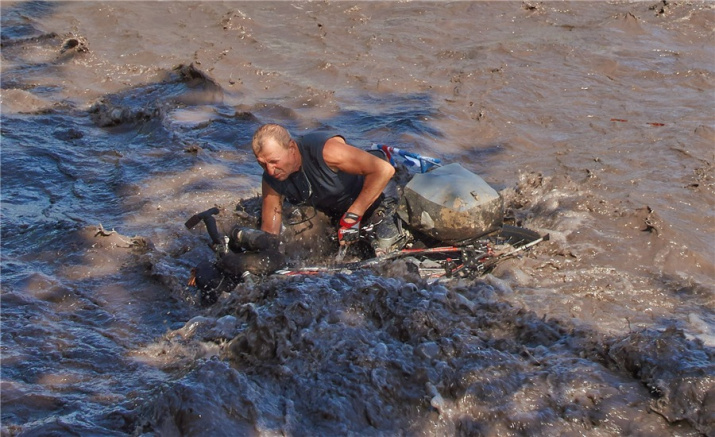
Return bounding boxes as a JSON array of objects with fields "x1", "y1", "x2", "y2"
[{"x1": 397, "y1": 163, "x2": 503, "y2": 243}]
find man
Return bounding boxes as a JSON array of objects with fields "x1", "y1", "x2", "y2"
[
  {"x1": 251, "y1": 123, "x2": 399, "y2": 253},
  {"x1": 191, "y1": 124, "x2": 401, "y2": 303}
]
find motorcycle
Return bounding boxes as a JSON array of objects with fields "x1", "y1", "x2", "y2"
[{"x1": 185, "y1": 148, "x2": 548, "y2": 305}]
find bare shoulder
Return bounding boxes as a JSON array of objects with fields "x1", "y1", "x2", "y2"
[
  {"x1": 323, "y1": 137, "x2": 387, "y2": 175},
  {"x1": 326, "y1": 135, "x2": 346, "y2": 146}
]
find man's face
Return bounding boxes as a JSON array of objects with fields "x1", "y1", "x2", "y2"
[{"x1": 255, "y1": 138, "x2": 299, "y2": 181}]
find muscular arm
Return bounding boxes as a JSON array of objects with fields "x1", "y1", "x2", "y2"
[
  {"x1": 260, "y1": 178, "x2": 283, "y2": 235},
  {"x1": 323, "y1": 137, "x2": 395, "y2": 218}
]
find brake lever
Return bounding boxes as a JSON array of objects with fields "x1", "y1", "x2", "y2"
[{"x1": 335, "y1": 245, "x2": 348, "y2": 263}]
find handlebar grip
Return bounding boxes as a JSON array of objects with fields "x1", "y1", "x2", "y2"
[{"x1": 184, "y1": 207, "x2": 220, "y2": 229}]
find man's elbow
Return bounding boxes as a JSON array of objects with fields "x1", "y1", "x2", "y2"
[{"x1": 381, "y1": 160, "x2": 395, "y2": 180}]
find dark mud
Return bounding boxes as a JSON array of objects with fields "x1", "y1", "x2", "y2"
[
  {"x1": 133, "y1": 259, "x2": 713, "y2": 435},
  {"x1": 1, "y1": 1, "x2": 713, "y2": 436}
]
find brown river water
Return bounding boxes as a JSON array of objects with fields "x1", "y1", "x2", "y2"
[{"x1": 1, "y1": 1, "x2": 713, "y2": 436}]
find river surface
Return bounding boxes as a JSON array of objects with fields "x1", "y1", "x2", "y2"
[{"x1": 1, "y1": 1, "x2": 713, "y2": 436}]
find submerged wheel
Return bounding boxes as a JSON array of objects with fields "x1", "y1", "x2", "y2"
[{"x1": 498, "y1": 225, "x2": 542, "y2": 246}]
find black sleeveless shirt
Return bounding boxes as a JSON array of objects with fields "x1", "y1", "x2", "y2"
[{"x1": 262, "y1": 132, "x2": 363, "y2": 219}]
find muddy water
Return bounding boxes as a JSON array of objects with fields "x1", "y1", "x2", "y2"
[{"x1": 1, "y1": 1, "x2": 713, "y2": 435}]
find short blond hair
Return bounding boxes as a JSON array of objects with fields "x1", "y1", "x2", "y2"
[{"x1": 252, "y1": 124, "x2": 292, "y2": 154}]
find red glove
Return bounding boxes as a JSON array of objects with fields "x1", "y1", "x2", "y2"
[{"x1": 338, "y1": 212, "x2": 361, "y2": 245}]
